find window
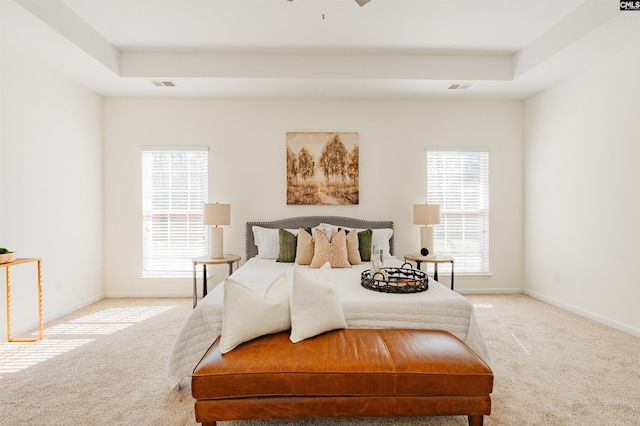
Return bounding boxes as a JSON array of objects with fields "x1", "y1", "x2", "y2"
[
  {"x1": 142, "y1": 149, "x2": 208, "y2": 277},
  {"x1": 426, "y1": 150, "x2": 489, "y2": 274}
]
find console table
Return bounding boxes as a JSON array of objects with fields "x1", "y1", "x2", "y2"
[{"x1": 2, "y1": 258, "x2": 44, "y2": 342}]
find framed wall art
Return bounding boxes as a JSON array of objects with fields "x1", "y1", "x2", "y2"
[{"x1": 286, "y1": 132, "x2": 359, "y2": 205}]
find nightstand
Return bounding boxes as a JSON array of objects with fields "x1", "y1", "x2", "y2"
[
  {"x1": 192, "y1": 254, "x2": 241, "y2": 308},
  {"x1": 403, "y1": 254, "x2": 455, "y2": 291}
]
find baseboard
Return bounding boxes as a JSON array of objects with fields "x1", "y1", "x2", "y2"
[
  {"x1": 8, "y1": 293, "x2": 105, "y2": 338},
  {"x1": 44, "y1": 293, "x2": 105, "y2": 324},
  {"x1": 457, "y1": 288, "x2": 523, "y2": 295},
  {"x1": 524, "y1": 289, "x2": 640, "y2": 338},
  {"x1": 104, "y1": 291, "x2": 192, "y2": 298}
]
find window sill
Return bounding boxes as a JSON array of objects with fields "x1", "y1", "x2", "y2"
[{"x1": 142, "y1": 273, "x2": 191, "y2": 279}]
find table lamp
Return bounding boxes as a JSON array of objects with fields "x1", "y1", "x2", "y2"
[
  {"x1": 413, "y1": 203, "x2": 440, "y2": 256},
  {"x1": 203, "y1": 202, "x2": 230, "y2": 259}
]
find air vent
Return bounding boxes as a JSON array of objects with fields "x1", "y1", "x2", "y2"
[
  {"x1": 448, "y1": 83, "x2": 471, "y2": 90},
  {"x1": 151, "y1": 80, "x2": 175, "y2": 87}
]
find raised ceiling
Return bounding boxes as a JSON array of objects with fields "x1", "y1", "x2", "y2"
[{"x1": 2, "y1": 0, "x2": 639, "y2": 99}]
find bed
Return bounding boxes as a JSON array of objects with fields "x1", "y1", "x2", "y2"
[{"x1": 166, "y1": 216, "x2": 491, "y2": 390}]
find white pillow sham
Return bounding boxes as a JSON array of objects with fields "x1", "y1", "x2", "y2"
[
  {"x1": 372, "y1": 228, "x2": 394, "y2": 259},
  {"x1": 252, "y1": 226, "x2": 300, "y2": 259}
]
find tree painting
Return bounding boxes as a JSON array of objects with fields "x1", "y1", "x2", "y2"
[{"x1": 286, "y1": 132, "x2": 359, "y2": 205}]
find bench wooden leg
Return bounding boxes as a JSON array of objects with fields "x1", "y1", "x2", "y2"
[
  {"x1": 202, "y1": 422, "x2": 216, "y2": 426},
  {"x1": 468, "y1": 415, "x2": 483, "y2": 426}
]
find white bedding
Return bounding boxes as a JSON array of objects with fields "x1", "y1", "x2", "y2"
[{"x1": 166, "y1": 257, "x2": 492, "y2": 389}]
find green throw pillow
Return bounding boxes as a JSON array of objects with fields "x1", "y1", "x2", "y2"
[
  {"x1": 277, "y1": 228, "x2": 312, "y2": 263},
  {"x1": 358, "y1": 229, "x2": 373, "y2": 261},
  {"x1": 277, "y1": 229, "x2": 297, "y2": 263}
]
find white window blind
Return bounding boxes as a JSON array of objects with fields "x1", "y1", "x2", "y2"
[
  {"x1": 427, "y1": 150, "x2": 489, "y2": 274},
  {"x1": 142, "y1": 149, "x2": 208, "y2": 277}
]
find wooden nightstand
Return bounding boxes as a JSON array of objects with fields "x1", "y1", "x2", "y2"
[
  {"x1": 192, "y1": 254, "x2": 241, "y2": 308},
  {"x1": 404, "y1": 254, "x2": 455, "y2": 291}
]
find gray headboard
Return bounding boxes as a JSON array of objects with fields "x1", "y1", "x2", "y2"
[{"x1": 246, "y1": 216, "x2": 394, "y2": 260}]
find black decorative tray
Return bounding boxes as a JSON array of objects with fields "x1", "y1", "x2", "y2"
[{"x1": 361, "y1": 263, "x2": 429, "y2": 294}]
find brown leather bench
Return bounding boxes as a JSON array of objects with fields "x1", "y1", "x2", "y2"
[{"x1": 192, "y1": 329, "x2": 493, "y2": 426}]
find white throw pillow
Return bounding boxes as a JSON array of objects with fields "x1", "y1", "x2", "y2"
[
  {"x1": 220, "y1": 273, "x2": 291, "y2": 353},
  {"x1": 290, "y1": 264, "x2": 347, "y2": 343},
  {"x1": 253, "y1": 226, "x2": 300, "y2": 259}
]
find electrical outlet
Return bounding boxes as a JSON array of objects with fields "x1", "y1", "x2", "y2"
[{"x1": 553, "y1": 272, "x2": 560, "y2": 283}]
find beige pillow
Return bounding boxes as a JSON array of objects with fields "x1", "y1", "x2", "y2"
[
  {"x1": 309, "y1": 229, "x2": 351, "y2": 268},
  {"x1": 345, "y1": 229, "x2": 362, "y2": 265},
  {"x1": 295, "y1": 228, "x2": 314, "y2": 265}
]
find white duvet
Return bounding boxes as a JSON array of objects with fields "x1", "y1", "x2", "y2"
[{"x1": 166, "y1": 257, "x2": 492, "y2": 389}]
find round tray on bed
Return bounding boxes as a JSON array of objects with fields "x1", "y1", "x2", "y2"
[{"x1": 361, "y1": 263, "x2": 429, "y2": 294}]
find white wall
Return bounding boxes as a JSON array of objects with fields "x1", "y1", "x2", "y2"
[
  {"x1": 523, "y1": 43, "x2": 640, "y2": 335},
  {"x1": 0, "y1": 45, "x2": 104, "y2": 339},
  {"x1": 103, "y1": 98, "x2": 523, "y2": 296}
]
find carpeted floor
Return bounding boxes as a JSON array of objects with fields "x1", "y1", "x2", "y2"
[{"x1": 1, "y1": 294, "x2": 639, "y2": 425}]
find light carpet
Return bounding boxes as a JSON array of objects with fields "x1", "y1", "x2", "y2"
[{"x1": 1, "y1": 294, "x2": 639, "y2": 425}]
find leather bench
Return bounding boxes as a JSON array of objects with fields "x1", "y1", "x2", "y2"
[{"x1": 192, "y1": 329, "x2": 493, "y2": 426}]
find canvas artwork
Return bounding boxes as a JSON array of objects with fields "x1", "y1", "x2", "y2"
[{"x1": 286, "y1": 132, "x2": 359, "y2": 205}]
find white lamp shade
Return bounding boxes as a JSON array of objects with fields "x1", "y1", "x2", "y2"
[
  {"x1": 413, "y1": 204, "x2": 440, "y2": 225},
  {"x1": 203, "y1": 203, "x2": 231, "y2": 226}
]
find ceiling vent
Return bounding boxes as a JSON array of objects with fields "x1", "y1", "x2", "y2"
[
  {"x1": 151, "y1": 80, "x2": 175, "y2": 87},
  {"x1": 448, "y1": 83, "x2": 471, "y2": 90}
]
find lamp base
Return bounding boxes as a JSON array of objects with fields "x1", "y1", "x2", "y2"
[
  {"x1": 209, "y1": 227, "x2": 224, "y2": 259},
  {"x1": 420, "y1": 226, "x2": 435, "y2": 256}
]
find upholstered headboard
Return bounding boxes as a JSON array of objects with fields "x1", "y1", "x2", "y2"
[{"x1": 246, "y1": 216, "x2": 394, "y2": 260}]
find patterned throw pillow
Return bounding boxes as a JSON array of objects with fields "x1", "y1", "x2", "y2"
[{"x1": 309, "y1": 229, "x2": 351, "y2": 268}]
